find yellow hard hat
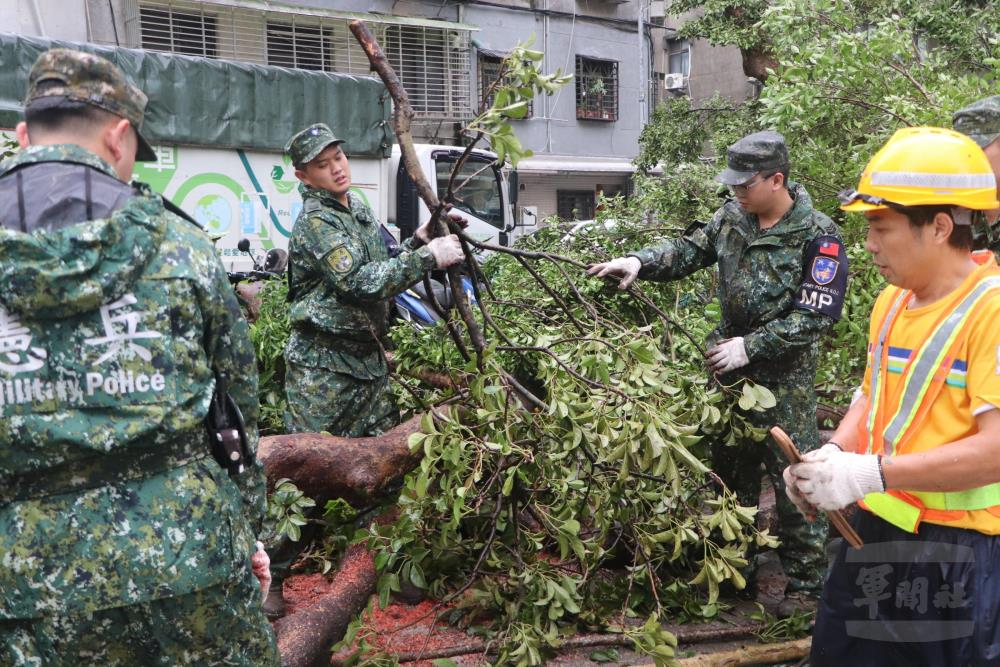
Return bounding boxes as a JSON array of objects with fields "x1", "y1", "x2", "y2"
[{"x1": 839, "y1": 126, "x2": 999, "y2": 212}]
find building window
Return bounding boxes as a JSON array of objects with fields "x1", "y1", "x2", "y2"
[
  {"x1": 478, "y1": 52, "x2": 533, "y2": 117},
  {"x1": 575, "y1": 56, "x2": 618, "y2": 121},
  {"x1": 385, "y1": 25, "x2": 471, "y2": 118},
  {"x1": 127, "y1": 2, "x2": 472, "y2": 121},
  {"x1": 266, "y1": 21, "x2": 332, "y2": 71},
  {"x1": 667, "y1": 38, "x2": 690, "y2": 75},
  {"x1": 557, "y1": 190, "x2": 596, "y2": 221},
  {"x1": 139, "y1": 5, "x2": 218, "y2": 57}
]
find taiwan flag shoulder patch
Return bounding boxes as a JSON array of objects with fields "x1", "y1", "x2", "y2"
[{"x1": 819, "y1": 239, "x2": 840, "y2": 257}]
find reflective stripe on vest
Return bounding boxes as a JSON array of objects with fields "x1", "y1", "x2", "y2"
[
  {"x1": 882, "y1": 276, "x2": 1000, "y2": 453},
  {"x1": 865, "y1": 290, "x2": 909, "y2": 452},
  {"x1": 864, "y1": 273, "x2": 1000, "y2": 532}
]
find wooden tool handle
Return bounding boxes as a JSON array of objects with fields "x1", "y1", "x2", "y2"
[{"x1": 770, "y1": 426, "x2": 864, "y2": 550}]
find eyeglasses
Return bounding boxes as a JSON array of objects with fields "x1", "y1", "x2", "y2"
[{"x1": 728, "y1": 173, "x2": 774, "y2": 195}]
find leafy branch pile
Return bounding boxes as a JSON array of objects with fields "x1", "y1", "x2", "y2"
[{"x1": 350, "y1": 219, "x2": 782, "y2": 665}]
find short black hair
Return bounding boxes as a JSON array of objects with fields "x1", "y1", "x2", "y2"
[
  {"x1": 24, "y1": 89, "x2": 119, "y2": 141},
  {"x1": 898, "y1": 204, "x2": 974, "y2": 251}
]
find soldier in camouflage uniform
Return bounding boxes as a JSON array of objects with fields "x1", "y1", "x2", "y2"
[
  {"x1": 283, "y1": 123, "x2": 465, "y2": 437},
  {"x1": 590, "y1": 131, "x2": 848, "y2": 611},
  {"x1": 0, "y1": 49, "x2": 278, "y2": 665},
  {"x1": 265, "y1": 124, "x2": 464, "y2": 617},
  {"x1": 953, "y1": 95, "x2": 1000, "y2": 255}
]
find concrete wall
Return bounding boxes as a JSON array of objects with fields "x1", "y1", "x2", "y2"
[
  {"x1": 657, "y1": 9, "x2": 752, "y2": 105},
  {"x1": 0, "y1": 0, "x2": 90, "y2": 41},
  {"x1": 462, "y1": 0, "x2": 646, "y2": 160}
]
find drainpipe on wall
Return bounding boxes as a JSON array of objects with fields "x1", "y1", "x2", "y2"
[
  {"x1": 30, "y1": 0, "x2": 47, "y2": 36},
  {"x1": 637, "y1": 0, "x2": 646, "y2": 127},
  {"x1": 543, "y1": 0, "x2": 552, "y2": 154}
]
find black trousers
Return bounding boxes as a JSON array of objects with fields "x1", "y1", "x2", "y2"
[{"x1": 812, "y1": 510, "x2": 1000, "y2": 667}]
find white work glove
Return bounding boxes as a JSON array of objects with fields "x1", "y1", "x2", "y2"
[
  {"x1": 789, "y1": 449, "x2": 885, "y2": 512},
  {"x1": 251, "y1": 541, "x2": 272, "y2": 603},
  {"x1": 587, "y1": 256, "x2": 642, "y2": 289},
  {"x1": 781, "y1": 443, "x2": 841, "y2": 520},
  {"x1": 426, "y1": 234, "x2": 464, "y2": 268},
  {"x1": 415, "y1": 210, "x2": 468, "y2": 244},
  {"x1": 783, "y1": 465, "x2": 818, "y2": 521},
  {"x1": 706, "y1": 337, "x2": 749, "y2": 374}
]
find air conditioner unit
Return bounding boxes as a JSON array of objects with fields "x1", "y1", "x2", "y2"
[{"x1": 664, "y1": 73, "x2": 687, "y2": 91}]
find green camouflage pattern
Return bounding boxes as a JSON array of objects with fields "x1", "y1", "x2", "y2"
[
  {"x1": 284, "y1": 362, "x2": 399, "y2": 437},
  {"x1": 285, "y1": 123, "x2": 343, "y2": 167},
  {"x1": 284, "y1": 185, "x2": 432, "y2": 379},
  {"x1": 25, "y1": 48, "x2": 156, "y2": 161},
  {"x1": 0, "y1": 566, "x2": 279, "y2": 666},
  {"x1": 631, "y1": 181, "x2": 839, "y2": 588},
  {"x1": 953, "y1": 95, "x2": 1000, "y2": 148},
  {"x1": 714, "y1": 381, "x2": 829, "y2": 592},
  {"x1": 717, "y1": 130, "x2": 790, "y2": 185},
  {"x1": 0, "y1": 145, "x2": 267, "y2": 620},
  {"x1": 0, "y1": 142, "x2": 117, "y2": 177}
]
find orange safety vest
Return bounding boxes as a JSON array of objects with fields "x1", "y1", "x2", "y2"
[{"x1": 857, "y1": 259, "x2": 1000, "y2": 533}]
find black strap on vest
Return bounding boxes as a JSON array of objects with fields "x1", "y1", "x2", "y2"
[
  {"x1": 15, "y1": 169, "x2": 26, "y2": 232},
  {"x1": 84, "y1": 167, "x2": 93, "y2": 220}
]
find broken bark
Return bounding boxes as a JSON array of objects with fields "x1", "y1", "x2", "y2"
[
  {"x1": 259, "y1": 416, "x2": 423, "y2": 508},
  {"x1": 677, "y1": 637, "x2": 811, "y2": 666},
  {"x1": 273, "y1": 542, "x2": 377, "y2": 667}
]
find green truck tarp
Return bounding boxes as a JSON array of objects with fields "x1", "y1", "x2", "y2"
[{"x1": 0, "y1": 32, "x2": 393, "y2": 157}]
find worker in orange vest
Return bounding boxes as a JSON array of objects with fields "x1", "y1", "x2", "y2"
[{"x1": 784, "y1": 126, "x2": 1000, "y2": 666}]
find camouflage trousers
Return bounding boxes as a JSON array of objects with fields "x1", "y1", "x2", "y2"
[
  {"x1": 0, "y1": 567, "x2": 279, "y2": 667},
  {"x1": 276, "y1": 362, "x2": 401, "y2": 582},
  {"x1": 283, "y1": 361, "x2": 400, "y2": 437},
  {"x1": 711, "y1": 380, "x2": 829, "y2": 593}
]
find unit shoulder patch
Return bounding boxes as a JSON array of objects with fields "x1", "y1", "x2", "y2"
[
  {"x1": 325, "y1": 245, "x2": 355, "y2": 274},
  {"x1": 795, "y1": 234, "x2": 848, "y2": 319}
]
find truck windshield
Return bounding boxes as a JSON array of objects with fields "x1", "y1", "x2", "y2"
[{"x1": 435, "y1": 156, "x2": 504, "y2": 229}]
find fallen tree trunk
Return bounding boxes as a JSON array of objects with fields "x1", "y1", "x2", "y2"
[
  {"x1": 677, "y1": 637, "x2": 811, "y2": 666},
  {"x1": 340, "y1": 621, "x2": 777, "y2": 664},
  {"x1": 273, "y1": 542, "x2": 378, "y2": 667},
  {"x1": 259, "y1": 416, "x2": 423, "y2": 507}
]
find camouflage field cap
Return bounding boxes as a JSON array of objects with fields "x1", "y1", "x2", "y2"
[
  {"x1": 717, "y1": 130, "x2": 790, "y2": 185},
  {"x1": 24, "y1": 48, "x2": 157, "y2": 162},
  {"x1": 286, "y1": 123, "x2": 343, "y2": 167},
  {"x1": 953, "y1": 95, "x2": 1000, "y2": 148}
]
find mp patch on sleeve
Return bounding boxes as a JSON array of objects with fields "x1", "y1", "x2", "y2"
[
  {"x1": 325, "y1": 245, "x2": 355, "y2": 274},
  {"x1": 795, "y1": 234, "x2": 847, "y2": 319}
]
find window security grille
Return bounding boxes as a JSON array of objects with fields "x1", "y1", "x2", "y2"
[
  {"x1": 266, "y1": 21, "x2": 331, "y2": 72},
  {"x1": 139, "y1": 5, "x2": 218, "y2": 57},
  {"x1": 122, "y1": 0, "x2": 472, "y2": 120},
  {"x1": 575, "y1": 56, "x2": 618, "y2": 122},
  {"x1": 478, "y1": 52, "x2": 532, "y2": 117},
  {"x1": 557, "y1": 190, "x2": 596, "y2": 220}
]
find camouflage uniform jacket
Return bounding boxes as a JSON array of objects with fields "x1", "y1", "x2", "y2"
[
  {"x1": 0, "y1": 145, "x2": 264, "y2": 619},
  {"x1": 630, "y1": 182, "x2": 847, "y2": 385},
  {"x1": 285, "y1": 185, "x2": 435, "y2": 379}
]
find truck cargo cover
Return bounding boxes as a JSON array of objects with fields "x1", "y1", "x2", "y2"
[{"x1": 0, "y1": 32, "x2": 393, "y2": 157}]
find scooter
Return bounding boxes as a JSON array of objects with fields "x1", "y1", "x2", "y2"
[
  {"x1": 227, "y1": 238, "x2": 287, "y2": 322},
  {"x1": 227, "y1": 238, "x2": 288, "y2": 284}
]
